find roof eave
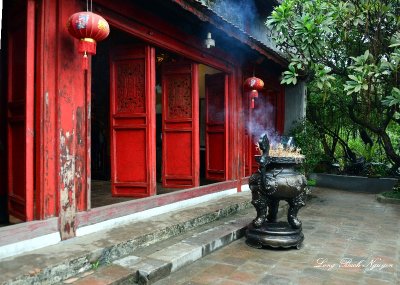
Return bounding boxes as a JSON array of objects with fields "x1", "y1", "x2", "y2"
[{"x1": 169, "y1": 0, "x2": 288, "y2": 67}]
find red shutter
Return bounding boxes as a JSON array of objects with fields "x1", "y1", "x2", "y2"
[
  {"x1": 7, "y1": 0, "x2": 35, "y2": 221},
  {"x1": 205, "y1": 73, "x2": 226, "y2": 181},
  {"x1": 162, "y1": 62, "x2": 199, "y2": 188},
  {"x1": 110, "y1": 45, "x2": 156, "y2": 197}
]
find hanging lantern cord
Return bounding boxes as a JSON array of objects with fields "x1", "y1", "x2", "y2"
[
  {"x1": 83, "y1": 51, "x2": 88, "y2": 70},
  {"x1": 86, "y1": 0, "x2": 93, "y2": 12}
]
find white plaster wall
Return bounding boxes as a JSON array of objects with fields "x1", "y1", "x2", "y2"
[{"x1": 284, "y1": 81, "x2": 306, "y2": 134}]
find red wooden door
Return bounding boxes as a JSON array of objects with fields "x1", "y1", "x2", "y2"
[
  {"x1": 162, "y1": 62, "x2": 199, "y2": 188},
  {"x1": 110, "y1": 45, "x2": 156, "y2": 197},
  {"x1": 205, "y1": 73, "x2": 227, "y2": 181},
  {"x1": 6, "y1": 0, "x2": 35, "y2": 221}
]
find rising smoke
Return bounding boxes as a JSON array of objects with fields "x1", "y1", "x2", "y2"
[
  {"x1": 209, "y1": 0, "x2": 275, "y2": 48},
  {"x1": 247, "y1": 92, "x2": 281, "y2": 146}
]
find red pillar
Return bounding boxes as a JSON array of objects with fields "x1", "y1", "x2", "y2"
[
  {"x1": 57, "y1": 0, "x2": 89, "y2": 239},
  {"x1": 36, "y1": 0, "x2": 89, "y2": 239},
  {"x1": 35, "y1": 0, "x2": 58, "y2": 220},
  {"x1": 0, "y1": 10, "x2": 7, "y2": 223}
]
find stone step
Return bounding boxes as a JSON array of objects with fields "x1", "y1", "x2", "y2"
[
  {"x1": 62, "y1": 204, "x2": 289, "y2": 285},
  {"x1": 0, "y1": 191, "x2": 255, "y2": 285},
  {"x1": 65, "y1": 214, "x2": 253, "y2": 285}
]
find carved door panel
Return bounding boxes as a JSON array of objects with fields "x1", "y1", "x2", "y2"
[
  {"x1": 110, "y1": 45, "x2": 156, "y2": 197},
  {"x1": 7, "y1": 0, "x2": 35, "y2": 221},
  {"x1": 205, "y1": 73, "x2": 226, "y2": 181},
  {"x1": 162, "y1": 62, "x2": 199, "y2": 188}
]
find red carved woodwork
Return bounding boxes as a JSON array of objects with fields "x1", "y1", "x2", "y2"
[
  {"x1": 110, "y1": 45, "x2": 156, "y2": 197},
  {"x1": 205, "y1": 73, "x2": 227, "y2": 181},
  {"x1": 162, "y1": 62, "x2": 199, "y2": 188},
  {"x1": 166, "y1": 74, "x2": 192, "y2": 119},
  {"x1": 116, "y1": 61, "x2": 145, "y2": 113},
  {"x1": 6, "y1": 0, "x2": 35, "y2": 222}
]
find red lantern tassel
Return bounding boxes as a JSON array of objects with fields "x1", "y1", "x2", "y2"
[
  {"x1": 251, "y1": 98, "x2": 255, "y2": 109},
  {"x1": 251, "y1": 90, "x2": 258, "y2": 98},
  {"x1": 82, "y1": 52, "x2": 88, "y2": 70},
  {"x1": 79, "y1": 38, "x2": 97, "y2": 55}
]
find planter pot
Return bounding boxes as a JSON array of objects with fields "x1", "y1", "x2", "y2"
[{"x1": 310, "y1": 173, "x2": 397, "y2": 193}]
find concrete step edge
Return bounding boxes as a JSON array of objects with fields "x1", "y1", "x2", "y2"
[
  {"x1": 4, "y1": 196, "x2": 251, "y2": 285},
  {"x1": 136, "y1": 224, "x2": 248, "y2": 285},
  {"x1": 70, "y1": 216, "x2": 251, "y2": 285}
]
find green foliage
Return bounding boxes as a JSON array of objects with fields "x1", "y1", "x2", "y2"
[
  {"x1": 388, "y1": 121, "x2": 400, "y2": 149},
  {"x1": 267, "y1": 0, "x2": 400, "y2": 169},
  {"x1": 281, "y1": 63, "x2": 299, "y2": 85},
  {"x1": 307, "y1": 179, "x2": 317, "y2": 187},
  {"x1": 382, "y1": 191, "x2": 400, "y2": 199},
  {"x1": 288, "y1": 120, "x2": 326, "y2": 177},
  {"x1": 383, "y1": 87, "x2": 400, "y2": 110},
  {"x1": 382, "y1": 180, "x2": 400, "y2": 199},
  {"x1": 91, "y1": 260, "x2": 100, "y2": 270}
]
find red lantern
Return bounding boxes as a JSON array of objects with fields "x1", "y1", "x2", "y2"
[
  {"x1": 67, "y1": 11, "x2": 110, "y2": 70},
  {"x1": 244, "y1": 77, "x2": 264, "y2": 108}
]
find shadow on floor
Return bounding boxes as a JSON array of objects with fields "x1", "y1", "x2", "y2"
[{"x1": 91, "y1": 179, "x2": 216, "y2": 208}]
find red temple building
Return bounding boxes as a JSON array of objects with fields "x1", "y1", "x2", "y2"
[{"x1": 0, "y1": 0, "x2": 305, "y2": 256}]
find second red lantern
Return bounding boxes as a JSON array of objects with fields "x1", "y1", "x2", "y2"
[{"x1": 244, "y1": 77, "x2": 264, "y2": 109}]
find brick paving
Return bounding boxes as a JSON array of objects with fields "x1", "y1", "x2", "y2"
[{"x1": 154, "y1": 188, "x2": 400, "y2": 285}]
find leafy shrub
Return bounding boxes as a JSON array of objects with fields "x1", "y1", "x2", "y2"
[{"x1": 288, "y1": 120, "x2": 327, "y2": 177}]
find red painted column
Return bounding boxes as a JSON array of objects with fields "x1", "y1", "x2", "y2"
[
  {"x1": 0, "y1": 7, "x2": 7, "y2": 223},
  {"x1": 35, "y1": 0, "x2": 59, "y2": 220},
  {"x1": 35, "y1": 0, "x2": 86, "y2": 236},
  {"x1": 56, "y1": 0, "x2": 88, "y2": 239},
  {"x1": 233, "y1": 67, "x2": 245, "y2": 187},
  {"x1": 228, "y1": 67, "x2": 239, "y2": 182}
]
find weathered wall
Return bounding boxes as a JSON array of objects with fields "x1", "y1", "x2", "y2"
[{"x1": 284, "y1": 81, "x2": 306, "y2": 135}]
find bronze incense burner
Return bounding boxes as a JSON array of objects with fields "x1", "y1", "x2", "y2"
[{"x1": 246, "y1": 134, "x2": 308, "y2": 249}]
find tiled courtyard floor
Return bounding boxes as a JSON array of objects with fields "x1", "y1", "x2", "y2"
[{"x1": 154, "y1": 188, "x2": 400, "y2": 285}]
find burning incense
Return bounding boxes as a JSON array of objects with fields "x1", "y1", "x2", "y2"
[{"x1": 256, "y1": 142, "x2": 304, "y2": 158}]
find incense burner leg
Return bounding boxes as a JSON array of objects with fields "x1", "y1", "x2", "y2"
[
  {"x1": 249, "y1": 172, "x2": 267, "y2": 228},
  {"x1": 287, "y1": 192, "x2": 306, "y2": 229}
]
